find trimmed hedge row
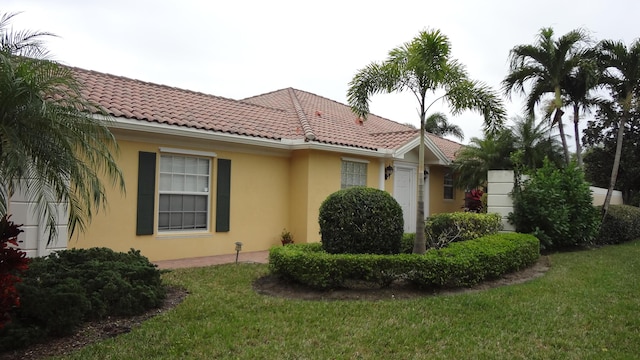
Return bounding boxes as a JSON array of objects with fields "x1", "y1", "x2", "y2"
[
  {"x1": 269, "y1": 233, "x2": 540, "y2": 290},
  {"x1": 425, "y1": 212, "x2": 503, "y2": 248},
  {"x1": 596, "y1": 205, "x2": 640, "y2": 245}
]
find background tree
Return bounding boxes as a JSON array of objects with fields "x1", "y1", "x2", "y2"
[
  {"x1": 561, "y1": 53, "x2": 601, "y2": 168},
  {"x1": 347, "y1": 29, "x2": 505, "y2": 254},
  {"x1": 597, "y1": 39, "x2": 640, "y2": 218},
  {"x1": 503, "y1": 27, "x2": 590, "y2": 165},
  {"x1": 452, "y1": 132, "x2": 514, "y2": 190},
  {"x1": 424, "y1": 112, "x2": 464, "y2": 141},
  {"x1": 0, "y1": 12, "x2": 125, "y2": 240},
  {"x1": 452, "y1": 115, "x2": 562, "y2": 189},
  {"x1": 583, "y1": 108, "x2": 640, "y2": 205}
]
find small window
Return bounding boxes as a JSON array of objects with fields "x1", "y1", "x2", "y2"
[
  {"x1": 158, "y1": 154, "x2": 210, "y2": 231},
  {"x1": 341, "y1": 160, "x2": 367, "y2": 188},
  {"x1": 444, "y1": 170, "x2": 454, "y2": 200}
]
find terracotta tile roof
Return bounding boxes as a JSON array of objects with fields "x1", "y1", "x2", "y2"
[
  {"x1": 72, "y1": 68, "x2": 303, "y2": 141},
  {"x1": 427, "y1": 133, "x2": 463, "y2": 161},
  {"x1": 243, "y1": 88, "x2": 419, "y2": 150},
  {"x1": 71, "y1": 67, "x2": 461, "y2": 159}
]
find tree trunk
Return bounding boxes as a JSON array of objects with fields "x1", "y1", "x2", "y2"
[
  {"x1": 573, "y1": 104, "x2": 583, "y2": 168},
  {"x1": 553, "y1": 108, "x2": 570, "y2": 165},
  {"x1": 413, "y1": 118, "x2": 426, "y2": 254},
  {"x1": 602, "y1": 117, "x2": 626, "y2": 220}
]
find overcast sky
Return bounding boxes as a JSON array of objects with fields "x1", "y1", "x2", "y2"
[{"x1": 5, "y1": 0, "x2": 640, "y2": 144}]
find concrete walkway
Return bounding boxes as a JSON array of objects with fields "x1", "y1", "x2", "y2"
[{"x1": 154, "y1": 250, "x2": 269, "y2": 270}]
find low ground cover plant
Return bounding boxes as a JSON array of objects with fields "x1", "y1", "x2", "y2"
[
  {"x1": 269, "y1": 233, "x2": 539, "y2": 290},
  {"x1": 0, "y1": 247, "x2": 166, "y2": 351}
]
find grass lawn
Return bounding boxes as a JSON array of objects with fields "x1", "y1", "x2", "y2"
[{"x1": 55, "y1": 241, "x2": 640, "y2": 359}]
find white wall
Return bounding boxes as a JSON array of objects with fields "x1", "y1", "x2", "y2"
[
  {"x1": 487, "y1": 170, "x2": 516, "y2": 231},
  {"x1": 8, "y1": 185, "x2": 68, "y2": 258}
]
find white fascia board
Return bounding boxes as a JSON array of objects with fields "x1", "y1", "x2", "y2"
[
  {"x1": 101, "y1": 115, "x2": 393, "y2": 159},
  {"x1": 393, "y1": 135, "x2": 451, "y2": 165}
]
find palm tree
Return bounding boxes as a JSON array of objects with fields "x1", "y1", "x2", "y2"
[
  {"x1": 561, "y1": 54, "x2": 601, "y2": 168},
  {"x1": 347, "y1": 29, "x2": 505, "y2": 254},
  {"x1": 597, "y1": 39, "x2": 640, "y2": 219},
  {"x1": 452, "y1": 132, "x2": 515, "y2": 190},
  {"x1": 0, "y1": 12, "x2": 125, "y2": 241},
  {"x1": 452, "y1": 115, "x2": 562, "y2": 189},
  {"x1": 503, "y1": 27, "x2": 590, "y2": 165},
  {"x1": 510, "y1": 115, "x2": 563, "y2": 170},
  {"x1": 424, "y1": 112, "x2": 464, "y2": 141}
]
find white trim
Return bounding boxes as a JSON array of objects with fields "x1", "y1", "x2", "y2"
[
  {"x1": 378, "y1": 159, "x2": 385, "y2": 190},
  {"x1": 341, "y1": 157, "x2": 369, "y2": 164},
  {"x1": 100, "y1": 115, "x2": 395, "y2": 159},
  {"x1": 394, "y1": 135, "x2": 451, "y2": 165},
  {"x1": 159, "y1": 147, "x2": 217, "y2": 158}
]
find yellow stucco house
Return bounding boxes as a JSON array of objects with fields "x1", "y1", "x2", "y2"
[{"x1": 64, "y1": 68, "x2": 465, "y2": 261}]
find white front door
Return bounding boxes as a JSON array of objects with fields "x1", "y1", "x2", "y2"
[{"x1": 393, "y1": 165, "x2": 416, "y2": 233}]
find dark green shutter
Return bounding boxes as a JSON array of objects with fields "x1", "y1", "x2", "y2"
[
  {"x1": 216, "y1": 159, "x2": 231, "y2": 232},
  {"x1": 136, "y1": 152, "x2": 156, "y2": 235}
]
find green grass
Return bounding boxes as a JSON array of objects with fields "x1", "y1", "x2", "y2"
[{"x1": 55, "y1": 241, "x2": 640, "y2": 359}]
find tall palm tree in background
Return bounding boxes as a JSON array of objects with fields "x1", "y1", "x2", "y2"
[
  {"x1": 503, "y1": 27, "x2": 590, "y2": 165},
  {"x1": 0, "y1": 12, "x2": 125, "y2": 241},
  {"x1": 452, "y1": 131, "x2": 514, "y2": 190},
  {"x1": 597, "y1": 39, "x2": 640, "y2": 219},
  {"x1": 452, "y1": 115, "x2": 562, "y2": 190},
  {"x1": 424, "y1": 112, "x2": 464, "y2": 141},
  {"x1": 562, "y1": 54, "x2": 601, "y2": 168},
  {"x1": 510, "y1": 114, "x2": 563, "y2": 170},
  {"x1": 348, "y1": 29, "x2": 505, "y2": 254}
]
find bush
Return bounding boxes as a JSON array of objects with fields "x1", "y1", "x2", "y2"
[
  {"x1": 269, "y1": 233, "x2": 539, "y2": 290},
  {"x1": 0, "y1": 215, "x2": 30, "y2": 330},
  {"x1": 0, "y1": 247, "x2": 166, "y2": 351},
  {"x1": 319, "y1": 187, "x2": 403, "y2": 254},
  {"x1": 400, "y1": 233, "x2": 415, "y2": 254},
  {"x1": 596, "y1": 205, "x2": 640, "y2": 245},
  {"x1": 510, "y1": 160, "x2": 600, "y2": 251},
  {"x1": 425, "y1": 212, "x2": 502, "y2": 248}
]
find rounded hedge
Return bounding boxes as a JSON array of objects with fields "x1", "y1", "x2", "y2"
[
  {"x1": 318, "y1": 187, "x2": 403, "y2": 254},
  {"x1": 269, "y1": 233, "x2": 540, "y2": 290}
]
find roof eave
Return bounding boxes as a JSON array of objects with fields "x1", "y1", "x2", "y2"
[{"x1": 101, "y1": 115, "x2": 394, "y2": 158}]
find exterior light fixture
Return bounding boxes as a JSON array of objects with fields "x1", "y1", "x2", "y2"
[
  {"x1": 234, "y1": 241, "x2": 243, "y2": 264},
  {"x1": 384, "y1": 165, "x2": 394, "y2": 180},
  {"x1": 424, "y1": 170, "x2": 429, "y2": 181}
]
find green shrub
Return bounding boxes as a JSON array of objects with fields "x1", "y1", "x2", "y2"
[
  {"x1": 400, "y1": 233, "x2": 415, "y2": 254},
  {"x1": 596, "y1": 205, "x2": 640, "y2": 245},
  {"x1": 318, "y1": 187, "x2": 403, "y2": 254},
  {"x1": 0, "y1": 247, "x2": 166, "y2": 351},
  {"x1": 269, "y1": 233, "x2": 539, "y2": 290},
  {"x1": 510, "y1": 160, "x2": 601, "y2": 251},
  {"x1": 425, "y1": 212, "x2": 502, "y2": 248}
]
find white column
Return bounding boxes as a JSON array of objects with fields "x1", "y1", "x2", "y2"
[{"x1": 379, "y1": 159, "x2": 385, "y2": 190}]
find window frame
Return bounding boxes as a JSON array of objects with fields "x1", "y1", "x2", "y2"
[
  {"x1": 444, "y1": 170, "x2": 454, "y2": 200},
  {"x1": 157, "y1": 150, "x2": 214, "y2": 233},
  {"x1": 341, "y1": 158, "x2": 368, "y2": 189}
]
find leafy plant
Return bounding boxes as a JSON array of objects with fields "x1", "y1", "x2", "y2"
[
  {"x1": 595, "y1": 204, "x2": 640, "y2": 245},
  {"x1": 318, "y1": 187, "x2": 403, "y2": 255},
  {"x1": 280, "y1": 229, "x2": 294, "y2": 245},
  {"x1": 269, "y1": 233, "x2": 539, "y2": 290},
  {"x1": 510, "y1": 159, "x2": 600, "y2": 251},
  {"x1": 0, "y1": 247, "x2": 166, "y2": 351},
  {"x1": 0, "y1": 215, "x2": 29, "y2": 330},
  {"x1": 425, "y1": 212, "x2": 502, "y2": 249}
]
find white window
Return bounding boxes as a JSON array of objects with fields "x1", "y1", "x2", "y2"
[
  {"x1": 444, "y1": 170, "x2": 454, "y2": 200},
  {"x1": 158, "y1": 154, "x2": 210, "y2": 231},
  {"x1": 341, "y1": 160, "x2": 367, "y2": 189}
]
